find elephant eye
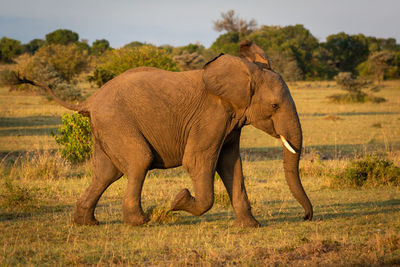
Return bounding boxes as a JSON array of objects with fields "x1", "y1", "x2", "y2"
[{"x1": 271, "y1": 103, "x2": 279, "y2": 110}]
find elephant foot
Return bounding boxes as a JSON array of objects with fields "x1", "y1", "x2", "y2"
[
  {"x1": 170, "y1": 188, "x2": 193, "y2": 211},
  {"x1": 234, "y1": 216, "x2": 261, "y2": 228},
  {"x1": 73, "y1": 208, "x2": 99, "y2": 226},
  {"x1": 123, "y1": 213, "x2": 150, "y2": 226}
]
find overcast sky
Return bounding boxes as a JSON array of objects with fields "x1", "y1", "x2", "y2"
[{"x1": 1, "y1": 0, "x2": 399, "y2": 48}]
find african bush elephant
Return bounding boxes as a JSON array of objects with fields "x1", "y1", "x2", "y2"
[{"x1": 19, "y1": 41, "x2": 312, "y2": 227}]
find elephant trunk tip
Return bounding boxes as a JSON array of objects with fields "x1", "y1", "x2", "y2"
[{"x1": 303, "y1": 206, "x2": 313, "y2": 221}]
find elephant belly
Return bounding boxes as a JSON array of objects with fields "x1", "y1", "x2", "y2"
[{"x1": 147, "y1": 137, "x2": 185, "y2": 169}]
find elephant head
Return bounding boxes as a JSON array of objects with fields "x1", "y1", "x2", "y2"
[{"x1": 203, "y1": 48, "x2": 313, "y2": 221}]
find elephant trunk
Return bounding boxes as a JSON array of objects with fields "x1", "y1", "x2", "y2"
[
  {"x1": 283, "y1": 142, "x2": 313, "y2": 220},
  {"x1": 275, "y1": 97, "x2": 313, "y2": 220}
]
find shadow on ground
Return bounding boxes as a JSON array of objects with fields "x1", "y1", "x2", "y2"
[
  {"x1": 0, "y1": 115, "x2": 61, "y2": 138},
  {"x1": 301, "y1": 111, "x2": 400, "y2": 117},
  {"x1": 0, "y1": 116, "x2": 61, "y2": 128},
  {"x1": 0, "y1": 204, "x2": 73, "y2": 222},
  {"x1": 240, "y1": 142, "x2": 400, "y2": 162},
  {"x1": 258, "y1": 198, "x2": 400, "y2": 224},
  {"x1": 0, "y1": 127, "x2": 59, "y2": 137},
  {"x1": 1, "y1": 198, "x2": 398, "y2": 226}
]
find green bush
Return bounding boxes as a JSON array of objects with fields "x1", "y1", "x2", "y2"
[
  {"x1": 88, "y1": 45, "x2": 178, "y2": 87},
  {"x1": 334, "y1": 156, "x2": 400, "y2": 187},
  {"x1": 53, "y1": 113, "x2": 92, "y2": 163}
]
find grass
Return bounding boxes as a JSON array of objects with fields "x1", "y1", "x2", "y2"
[{"x1": 0, "y1": 79, "x2": 400, "y2": 265}]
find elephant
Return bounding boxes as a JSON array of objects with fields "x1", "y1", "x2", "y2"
[{"x1": 18, "y1": 40, "x2": 313, "y2": 227}]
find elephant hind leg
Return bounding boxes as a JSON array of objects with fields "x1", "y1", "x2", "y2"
[
  {"x1": 74, "y1": 140, "x2": 123, "y2": 225},
  {"x1": 122, "y1": 144, "x2": 153, "y2": 226}
]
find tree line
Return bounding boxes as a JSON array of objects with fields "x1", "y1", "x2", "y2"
[{"x1": 1, "y1": 10, "x2": 399, "y2": 83}]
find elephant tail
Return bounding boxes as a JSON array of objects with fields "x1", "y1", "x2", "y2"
[{"x1": 13, "y1": 74, "x2": 90, "y2": 117}]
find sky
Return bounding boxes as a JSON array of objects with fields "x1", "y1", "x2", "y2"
[{"x1": 1, "y1": 0, "x2": 399, "y2": 48}]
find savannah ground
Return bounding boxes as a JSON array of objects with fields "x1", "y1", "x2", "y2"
[{"x1": 0, "y1": 79, "x2": 399, "y2": 266}]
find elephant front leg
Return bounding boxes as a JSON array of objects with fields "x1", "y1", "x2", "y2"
[
  {"x1": 216, "y1": 137, "x2": 260, "y2": 227},
  {"x1": 171, "y1": 154, "x2": 215, "y2": 216}
]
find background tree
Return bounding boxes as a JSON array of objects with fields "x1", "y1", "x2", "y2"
[
  {"x1": 308, "y1": 46, "x2": 338, "y2": 80},
  {"x1": 33, "y1": 44, "x2": 89, "y2": 81},
  {"x1": 88, "y1": 45, "x2": 178, "y2": 87},
  {"x1": 264, "y1": 48, "x2": 302, "y2": 81},
  {"x1": 367, "y1": 37, "x2": 400, "y2": 52},
  {"x1": 45, "y1": 29, "x2": 79, "y2": 45},
  {"x1": 174, "y1": 51, "x2": 205, "y2": 70},
  {"x1": 75, "y1": 39, "x2": 91, "y2": 52},
  {"x1": 247, "y1": 24, "x2": 319, "y2": 79},
  {"x1": 124, "y1": 41, "x2": 145, "y2": 48},
  {"x1": 213, "y1": 10, "x2": 257, "y2": 36},
  {"x1": 357, "y1": 51, "x2": 396, "y2": 82},
  {"x1": 91, "y1": 39, "x2": 111, "y2": 56},
  {"x1": 210, "y1": 32, "x2": 240, "y2": 56},
  {"x1": 13, "y1": 51, "x2": 83, "y2": 101},
  {"x1": 23, "y1": 39, "x2": 45, "y2": 54},
  {"x1": 0, "y1": 37, "x2": 23, "y2": 63},
  {"x1": 173, "y1": 42, "x2": 210, "y2": 70},
  {"x1": 324, "y1": 33, "x2": 369, "y2": 73}
]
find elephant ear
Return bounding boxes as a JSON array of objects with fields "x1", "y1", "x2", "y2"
[
  {"x1": 239, "y1": 39, "x2": 271, "y2": 70},
  {"x1": 203, "y1": 54, "x2": 253, "y2": 112}
]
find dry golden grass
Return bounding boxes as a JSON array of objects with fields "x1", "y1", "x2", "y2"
[{"x1": 0, "y1": 79, "x2": 399, "y2": 265}]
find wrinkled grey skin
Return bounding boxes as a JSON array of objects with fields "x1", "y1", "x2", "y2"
[{"x1": 23, "y1": 45, "x2": 312, "y2": 227}]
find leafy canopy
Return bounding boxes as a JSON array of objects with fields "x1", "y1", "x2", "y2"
[
  {"x1": 45, "y1": 29, "x2": 79, "y2": 45},
  {"x1": 0, "y1": 37, "x2": 23, "y2": 63},
  {"x1": 88, "y1": 45, "x2": 178, "y2": 87}
]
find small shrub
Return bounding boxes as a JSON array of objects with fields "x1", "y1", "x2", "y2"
[
  {"x1": 15, "y1": 150, "x2": 72, "y2": 180},
  {"x1": 334, "y1": 155, "x2": 400, "y2": 187},
  {"x1": 329, "y1": 72, "x2": 386, "y2": 103},
  {"x1": 147, "y1": 205, "x2": 178, "y2": 224},
  {"x1": 0, "y1": 179, "x2": 39, "y2": 210},
  {"x1": 371, "y1": 123, "x2": 383, "y2": 128},
  {"x1": 300, "y1": 153, "x2": 335, "y2": 178},
  {"x1": 53, "y1": 113, "x2": 92, "y2": 163}
]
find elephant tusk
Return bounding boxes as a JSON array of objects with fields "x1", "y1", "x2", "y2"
[{"x1": 280, "y1": 135, "x2": 297, "y2": 154}]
